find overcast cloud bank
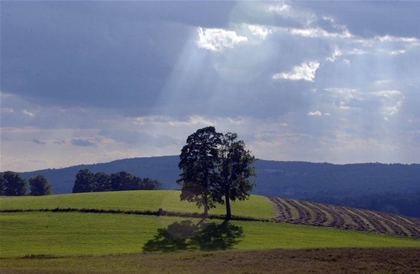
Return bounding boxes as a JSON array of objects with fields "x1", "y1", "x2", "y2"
[{"x1": 1, "y1": 1, "x2": 419, "y2": 171}]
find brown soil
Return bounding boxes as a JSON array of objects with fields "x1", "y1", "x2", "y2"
[{"x1": 1, "y1": 248, "x2": 419, "y2": 274}]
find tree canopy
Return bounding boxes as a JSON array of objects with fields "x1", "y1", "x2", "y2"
[
  {"x1": 29, "y1": 174, "x2": 52, "y2": 196},
  {"x1": 217, "y1": 132, "x2": 256, "y2": 220},
  {"x1": 0, "y1": 171, "x2": 27, "y2": 196},
  {"x1": 177, "y1": 127, "x2": 256, "y2": 219},
  {"x1": 177, "y1": 126, "x2": 222, "y2": 218}
]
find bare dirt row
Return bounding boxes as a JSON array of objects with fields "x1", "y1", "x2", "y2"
[{"x1": 268, "y1": 197, "x2": 420, "y2": 238}]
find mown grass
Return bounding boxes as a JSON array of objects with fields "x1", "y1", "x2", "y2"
[
  {"x1": 1, "y1": 211, "x2": 419, "y2": 258},
  {"x1": 0, "y1": 190, "x2": 274, "y2": 219}
]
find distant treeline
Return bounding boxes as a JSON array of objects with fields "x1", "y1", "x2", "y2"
[{"x1": 72, "y1": 169, "x2": 161, "y2": 193}]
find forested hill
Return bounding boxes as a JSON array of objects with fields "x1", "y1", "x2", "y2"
[
  {"x1": 255, "y1": 160, "x2": 419, "y2": 198},
  {"x1": 18, "y1": 156, "x2": 420, "y2": 217}
]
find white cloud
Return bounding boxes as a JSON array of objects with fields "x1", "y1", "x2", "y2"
[
  {"x1": 289, "y1": 27, "x2": 352, "y2": 39},
  {"x1": 308, "y1": 110, "x2": 322, "y2": 116},
  {"x1": 22, "y1": 110, "x2": 35, "y2": 117},
  {"x1": 245, "y1": 24, "x2": 273, "y2": 39},
  {"x1": 267, "y1": 3, "x2": 290, "y2": 14},
  {"x1": 168, "y1": 115, "x2": 215, "y2": 127},
  {"x1": 273, "y1": 61, "x2": 320, "y2": 82},
  {"x1": 376, "y1": 35, "x2": 418, "y2": 43},
  {"x1": 322, "y1": 88, "x2": 406, "y2": 118},
  {"x1": 324, "y1": 88, "x2": 358, "y2": 100},
  {"x1": 196, "y1": 27, "x2": 247, "y2": 52},
  {"x1": 2, "y1": 108, "x2": 14, "y2": 113},
  {"x1": 326, "y1": 48, "x2": 342, "y2": 62},
  {"x1": 267, "y1": 3, "x2": 317, "y2": 27},
  {"x1": 372, "y1": 90, "x2": 405, "y2": 116}
]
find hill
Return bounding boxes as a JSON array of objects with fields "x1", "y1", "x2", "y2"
[
  {"x1": 1, "y1": 190, "x2": 419, "y2": 239},
  {"x1": 17, "y1": 156, "x2": 420, "y2": 217},
  {"x1": 1, "y1": 191, "x2": 419, "y2": 273}
]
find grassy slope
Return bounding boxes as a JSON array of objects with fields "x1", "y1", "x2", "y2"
[
  {"x1": 1, "y1": 212, "x2": 419, "y2": 258},
  {"x1": 1, "y1": 191, "x2": 419, "y2": 258},
  {"x1": 0, "y1": 190, "x2": 274, "y2": 219}
]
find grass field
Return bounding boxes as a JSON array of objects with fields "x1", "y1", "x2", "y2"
[
  {"x1": 1, "y1": 190, "x2": 419, "y2": 273},
  {"x1": 0, "y1": 190, "x2": 275, "y2": 219},
  {"x1": 1, "y1": 211, "x2": 419, "y2": 257}
]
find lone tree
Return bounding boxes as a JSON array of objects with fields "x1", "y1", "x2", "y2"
[
  {"x1": 217, "y1": 132, "x2": 256, "y2": 220},
  {"x1": 29, "y1": 174, "x2": 52, "y2": 196},
  {"x1": 177, "y1": 126, "x2": 222, "y2": 218},
  {"x1": 177, "y1": 127, "x2": 256, "y2": 220}
]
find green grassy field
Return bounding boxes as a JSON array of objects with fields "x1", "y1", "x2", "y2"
[
  {"x1": 0, "y1": 190, "x2": 274, "y2": 219},
  {"x1": 1, "y1": 191, "x2": 419, "y2": 273},
  {"x1": 1, "y1": 211, "x2": 419, "y2": 258},
  {"x1": 1, "y1": 191, "x2": 419, "y2": 258}
]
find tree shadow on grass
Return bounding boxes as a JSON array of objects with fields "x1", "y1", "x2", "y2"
[{"x1": 143, "y1": 220, "x2": 243, "y2": 252}]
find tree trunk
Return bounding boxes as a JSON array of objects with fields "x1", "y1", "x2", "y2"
[
  {"x1": 203, "y1": 189, "x2": 208, "y2": 219},
  {"x1": 225, "y1": 188, "x2": 231, "y2": 220},
  {"x1": 204, "y1": 204, "x2": 208, "y2": 219}
]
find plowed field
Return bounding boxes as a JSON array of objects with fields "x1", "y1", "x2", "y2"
[{"x1": 269, "y1": 197, "x2": 420, "y2": 238}]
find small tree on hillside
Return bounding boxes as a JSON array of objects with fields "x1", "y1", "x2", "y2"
[{"x1": 29, "y1": 174, "x2": 52, "y2": 196}]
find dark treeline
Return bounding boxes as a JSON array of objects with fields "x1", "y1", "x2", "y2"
[
  {"x1": 0, "y1": 171, "x2": 52, "y2": 196},
  {"x1": 72, "y1": 169, "x2": 162, "y2": 193}
]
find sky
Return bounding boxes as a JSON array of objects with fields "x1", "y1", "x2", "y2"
[{"x1": 1, "y1": 1, "x2": 420, "y2": 172}]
